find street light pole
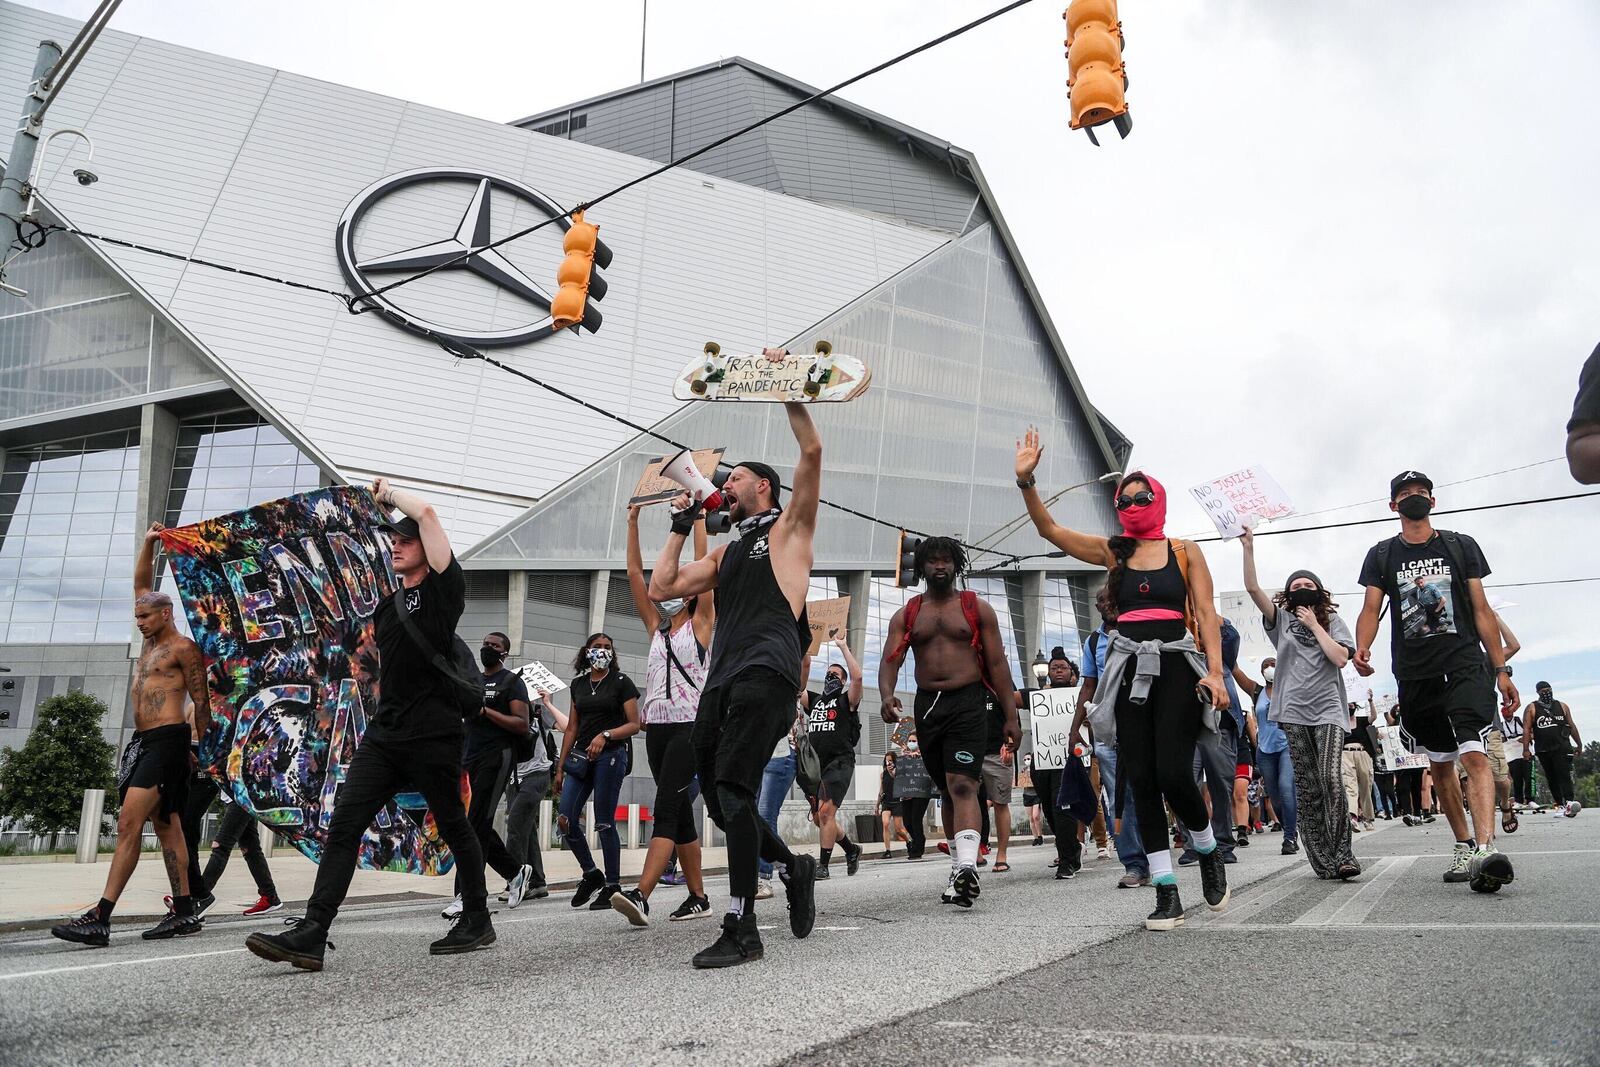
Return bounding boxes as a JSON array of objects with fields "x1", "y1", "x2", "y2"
[{"x1": 0, "y1": 39, "x2": 64, "y2": 249}]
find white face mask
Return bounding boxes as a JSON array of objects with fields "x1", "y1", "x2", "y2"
[
  {"x1": 1262, "y1": 667, "x2": 1275, "y2": 683},
  {"x1": 657, "y1": 598, "x2": 686, "y2": 619}
]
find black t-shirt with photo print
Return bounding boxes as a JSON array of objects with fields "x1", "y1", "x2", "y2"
[
  {"x1": 370, "y1": 557, "x2": 467, "y2": 741},
  {"x1": 1357, "y1": 532, "x2": 1490, "y2": 681}
]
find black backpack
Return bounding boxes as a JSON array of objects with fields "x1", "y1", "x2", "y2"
[{"x1": 393, "y1": 587, "x2": 484, "y2": 720}]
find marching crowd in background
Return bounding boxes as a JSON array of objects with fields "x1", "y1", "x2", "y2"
[{"x1": 48, "y1": 395, "x2": 1587, "y2": 969}]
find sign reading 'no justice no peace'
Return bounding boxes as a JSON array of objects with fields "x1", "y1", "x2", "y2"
[{"x1": 1189, "y1": 466, "x2": 1296, "y2": 540}]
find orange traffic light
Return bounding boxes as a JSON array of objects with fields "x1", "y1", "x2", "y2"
[
  {"x1": 1064, "y1": 0, "x2": 1132, "y2": 145},
  {"x1": 550, "y1": 209, "x2": 613, "y2": 332}
]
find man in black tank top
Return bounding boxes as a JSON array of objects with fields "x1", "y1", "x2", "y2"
[
  {"x1": 651, "y1": 372, "x2": 821, "y2": 968},
  {"x1": 1523, "y1": 682, "x2": 1582, "y2": 809}
]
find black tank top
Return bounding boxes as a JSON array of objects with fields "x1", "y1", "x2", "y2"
[
  {"x1": 1531, "y1": 701, "x2": 1571, "y2": 751},
  {"x1": 705, "y1": 520, "x2": 809, "y2": 692},
  {"x1": 1115, "y1": 541, "x2": 1188, "y2": 642}
]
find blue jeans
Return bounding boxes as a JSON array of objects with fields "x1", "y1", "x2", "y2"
[
  {"x1": 756, "y1": 750, "x2": 796, "y2": 879},
  {"x1": 1095, "y1": 742, "x2": 1146, "y2": 876},
  {"x1": 1190, "y1": 717, "x2": 1239, "y2": 855},
  {"x1": 1256, "y1": 744, "x2": 1297, "y2": 843},
  {"x1": 558, "y1": 747, "x2": 627, "y2": 885}
]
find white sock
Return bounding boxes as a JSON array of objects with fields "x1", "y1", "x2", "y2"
[
  {"x1": 954, "y1": 829, "x2": 980, "y2": 870},
  {"x1": 1189, "y1": 825, "x2": 1217, "y2": 854},
  {"x1": 726, "y1": 895, "x2": 746, "y2": 918},
  {"x1": 1148, "y1": 848, "x2": 1176, "y2": 886}
]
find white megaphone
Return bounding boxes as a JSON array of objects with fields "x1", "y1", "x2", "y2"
[{"x1": 660, "y1": 448, "x2": 733, "y2": 534}]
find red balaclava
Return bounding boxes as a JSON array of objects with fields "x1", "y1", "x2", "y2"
[{"x1": 1116, "y1": 471, "x2": 1167, "y2": 540}]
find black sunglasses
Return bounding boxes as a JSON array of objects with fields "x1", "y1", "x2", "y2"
[{"x1": 1115, "y1": 490, "x2": 1156, "y2": 511}]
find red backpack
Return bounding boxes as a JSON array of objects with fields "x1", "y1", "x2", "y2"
[{"x1": 890, "y1": 590, "x2": 994, "y2": 693}]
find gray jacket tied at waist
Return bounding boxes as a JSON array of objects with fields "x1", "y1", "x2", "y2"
[{"x1": 1086, "y1": 631, "x2": 1218, "y2": 745}]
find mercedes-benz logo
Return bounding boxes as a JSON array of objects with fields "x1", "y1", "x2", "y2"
[{"x1": 335, "y1": 168, "x2": 612, "y2": 346}]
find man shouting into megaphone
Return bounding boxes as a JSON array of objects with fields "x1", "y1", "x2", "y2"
[{"x1": 650, "y1": 348, "x2": 822, "y2": 970}]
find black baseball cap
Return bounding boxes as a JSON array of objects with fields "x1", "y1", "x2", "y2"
[
  {"x1": 1389, "y1": 470, "x2": 1433, "y2": 500},
  {"x1": 377, "y1": 515, "x2": 421, "y2": 540},
  {"x1": 733, "y1": 461, "x2": 783, "y2": 506}
]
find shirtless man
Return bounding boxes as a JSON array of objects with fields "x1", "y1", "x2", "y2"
[
  {"x1": 53, "y1": 523, "x2": 211, "y2": 947},
  {"x1": 878, "y1": 536, "x2": 1019, "y2": 908}
]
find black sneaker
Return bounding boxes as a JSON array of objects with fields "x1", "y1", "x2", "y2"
[
  {"x1": 669, "y1": 894, "x2": 712, "y2": 922},
  {"x1": 51, "y1": 908, "x2": 110, "y2": 948},
  {"x1": 815, "y1": 863, "x2": 832, "y2": 880},
  {"x1": 163, "y1": 892, "x2": 217, "y2": 917},
  {"x1": 430, "y1": 911, "x2": 496, "y2": 955},
  {"x1": 1145, "y1": 883, "x2": 1184, "y2": 931},
  {"x1": 692, "y1": 914, "x2": 763, "y2": 969},
  {"x1": 780, "y1": 854, "x2": 817, "y2": 939},
  {"x1": 1468, "y1": 849, "x2": 1515, "y2": 894},
  {"x1": 246, "y1": 918, "x2": 331, "y2": 972},
  {"x1": 570, "y1": 869, "x2": 605, "y2": 908},
  {"x1": 844, "y1": 843, "x2": 861, "y2": 876},
  {"x1": 1055, "y1": 863, "x2": 1076, "y2": 880},
  {"x1": 142, "y1": 911, "x2": 203, "y2": 940},
  {"x1": 1282, "y1": 839, "x2": 1299, "y2": 856},
  {"x1": 951, "y1": 866, "x2": 980, "y2": 908},
  {"x1": 1177, "y1": 850, "x2": 1199, "y2": 866},
  {"x1": 1235, "y1": 825, "x2": 1250, "y2": 846},
  {"x1": 1197, "y1": 849, "x2": 1230, "y2": 911},
  {"x1": 589, "y1": 884, "x2": 621, "y2": 911},
  {"x1": 611, "y1": 888, "x2": 650, "y2": 927},
  {"x1": 1032, "y1": 836, "x2": 1044, "y2": 846}
]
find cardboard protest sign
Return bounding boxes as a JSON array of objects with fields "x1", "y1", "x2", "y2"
[
  {"x1": 516, "y1": 661, "x2": 568, "y2": 696},
  {"x1": 629, "y1": 447, "x2": 725, "y2": 507},
  {"x1": 806, "y1": 596, "x2": 852, "y2": 655},
  {"x1": 1374, "y1": 723, "x2": 1428, "y2": 772},
  {"x1": 1029, "y1": 687, "x2": 1078, "y2": 770},
  {"x1": 160, "y1": 487, "x2": 456, "y2": 876},
  {"x1": 1190, "y1": 466, "x2": 1295, "y2": 540}
]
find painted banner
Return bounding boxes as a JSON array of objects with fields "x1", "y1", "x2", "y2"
[
  {"x1": 516, "y1": 660, "x2": 568, "y2": 696},
  {"x1": 1189, "y1": 466, "x2": 1295, "y2": 541},
  {"x1": 160, "y1": 486, "x2": 456, "y2": 875},
  {"x1": 1029, "y1": 687, "x2": 1078, "y2": 770},
  {"x1": 806, "y1": 596, "x2": 852, "y2": 655},
  {"x1": 630, "y1": 447, "x2": 725, "y2": 507}
]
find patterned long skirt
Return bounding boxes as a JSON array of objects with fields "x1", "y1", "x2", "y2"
[{"x1": 1283, "y1": 723, "x2": 1357, "y2": 878}]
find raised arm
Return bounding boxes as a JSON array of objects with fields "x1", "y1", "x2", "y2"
[
  {"x1": 1494, "y1": 611, "x2": 1521, "y2": 661},
  {"x1": 135, "y1": 523, "x2": 163, "y2": 598},
  {"x1": 781, "y1": 397, "x2": 822, "y2": 534},
  {"x1": 1239, "y1": 528, "x2": 1276, "y2": 625},
  {"x1": 625, "y1": 505, "x2": 660, "y2": 633},
  {"x1": 877, "y1": 606, "x2": 909, "y2": 724},
  {"x1": 834, "y1": 636, "x2": 864, "y2": 706},
  {"x1": 1014, "y1": 427, "x2": 1113, "y2": 567},
  {"x1": 1353, "y1": 585, "x2": 1386, "y2": 677},
  {"x1": 373, "y1": 478, "x2": 452, "y2": 573},
  {"x1": 1183, "y1": 540, "x2": 1229, "y2": 711}
]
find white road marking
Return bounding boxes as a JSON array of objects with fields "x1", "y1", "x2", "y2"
[
  {"x1": 0, "y1": 947, "x2": 247, "y2": 981},
  {"x1": 1320, "y1": 854, "x2": 1416, "y2": 926},
  {"x1": 1200, "y1": 867, "x2": 1318, "y2": 926},
  {"x1": 1289, "y1": 858, "x2": 1394, "y2": 926},
  {"x1": 1188, "y1": 922, "x2": 1600, "y2": 932}
]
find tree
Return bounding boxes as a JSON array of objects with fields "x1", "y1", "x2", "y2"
[
  {"x1": 1573, "y1": 740, "x2": 1600, "y2": 780},
  {"x1": 0, "y1": 691, "x2": 118, "y2": 850}
]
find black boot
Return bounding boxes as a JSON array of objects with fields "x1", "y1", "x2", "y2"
[
  {"x1": 430, "y1": 911, "x2": 496, "y2": 955},
  {"x1": 1144, "y1": 883, "x2": 1184, "y2": 931},
  {"x1": 780, "y1": 854, "x2": 817, "y2": 939},
  {"x1": 1197, "y1": 848, "x2": 1230, "y2": 911},
  {"x1": 247, "y1": 918, "x2": 331, "y2": 972},
  {"x1": 692, "y1": 913, "x2": 764, "y2": 969}
]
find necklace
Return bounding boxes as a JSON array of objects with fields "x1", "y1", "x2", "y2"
[{"x1": 589, "y1": 673, "x2": 605, "y2": 696}]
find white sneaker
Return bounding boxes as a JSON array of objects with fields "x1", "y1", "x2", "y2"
[
  {"x1": 1097, "y1": 846, "x2": 1111, "y2": 860},
  {"x1": 754, "y1": 879, "x2": 774, "y2": 901},
  {"x1": 441, "y1": 895, "x2": 463, "y2": 919},
  {"x1": 507, "y1": 864, "x2": 533, "y2": 909}
]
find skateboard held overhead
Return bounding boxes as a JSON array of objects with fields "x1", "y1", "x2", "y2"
[{"x1": 673, "y1": 341, "x2": 871, "y2": 403}]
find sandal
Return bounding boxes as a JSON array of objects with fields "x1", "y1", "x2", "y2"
[
  {"x1": 993, "y1": 861, "x2": 1011, "y2": 873},
  {"x1": 1502, "y1": 811, "x2": 1519, "y2": 834}
]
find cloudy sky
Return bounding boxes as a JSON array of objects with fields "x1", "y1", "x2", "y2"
[{"x1": 26, "y1": 0, "x2": 1600, "y2": 734}]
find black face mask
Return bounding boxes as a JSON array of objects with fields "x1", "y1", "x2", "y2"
[
  {"x1": 822, "y1": 676, "x2": 844, "y2": 699},
  {"x1": 1286, "y1": 587, "x2": 1321, "y2": 610},
  {"x1": 1396, "y1": 495, "x2": 1432, "y2": 521},
  {"x1": 479, "y1": 646, "x2": 504, "y2": 669}
]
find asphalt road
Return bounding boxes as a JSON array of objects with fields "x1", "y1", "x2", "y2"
[{"x1": 2, "y1": 812, "x2": 1596, "y2": 1067}]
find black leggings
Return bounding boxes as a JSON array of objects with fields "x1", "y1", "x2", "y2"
[
  {"x1": 1114, "y1": 654, "x2": 1209, "y2": 857},
  {"x1": 201, "y1": 802, "x2": 277, "y2": 898},
  {"x1": 1396, "y1": 768, "x2": 1424, "y2": 816},
  {"x1": 1030, "y1": 767, "x2": 1079, "y2": 868},
  {"x1": 645, "y1": 721, "x2": 700, "y2": 845},
  {"x1": 1538, "y1": 751, "x2": 1575, "y2": 806},
  {"x1": 1509, "y1": 757, "x2": 1533, "y2": 805},
  {"x1": 900, "y1": 797, "x2": 930, "y2": 858},
  {"x1": 456, "y1": 749, "x2": 519, "y2": 894}
]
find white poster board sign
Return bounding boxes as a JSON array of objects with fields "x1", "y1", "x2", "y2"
[
  {"x1": 1218, "y1": 591, "x2": 1274, "y2": 667},
  {"x1": 516, "y1": 661, "x2": 568, "y2": 696},
  {"x1": 1029, "y1": 687, "x2": 1078, "y2": 770},
  {"x1": 1189, "y1": 466, "x2": 1295, "y2": 541},
  {"x1": 1374, "y1": 723, "x2": 1427, "y2": 772},
  {"x1": 1342, "y1": 662, "x2": 1372, "y2": 706}
]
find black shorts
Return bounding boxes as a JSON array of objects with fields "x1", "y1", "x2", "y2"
[
  {"x1": 881, "y1": 798, "x2": 902, "y2": 816},
  {"x1": 1396, "y1": 662, "x2": 1495, "y2": 762},
  {"x1": 913, "y1": 681, "x2": 989, "y2": 796},
  {"x1": 693, "y1": 667, "x2": 793, "y2": 816},
  {"x1": 117, "y1": 722, "x2": 191, "y2": 819},
  {"x1": 645, "y1": 721, "x2": 699, "y2": 845},
  {"x1": 815, "y1": 754, "x2": 854, "y2": 807},
  {"x1": 1022, "y1": 789, "x2": 1039, "y2": 807}
]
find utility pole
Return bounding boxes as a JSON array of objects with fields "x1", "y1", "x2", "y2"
[
  {"x1": 0, "y1": 40, "x2": 63, "y2": 249},
  {"x1": 640, "y1": 0, "x2": 648, "y2": 84}
]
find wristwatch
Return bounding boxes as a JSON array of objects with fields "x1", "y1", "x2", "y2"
[
  {"x1": 1493, "y1": 665, "x2": 1513, "y2": 677},
  {"x1": 1016, "y1": 476, "x2": 1036, "y2": 490},
  {"x1": 602, "y1": 729, "x2": 613, "y2": 742}
]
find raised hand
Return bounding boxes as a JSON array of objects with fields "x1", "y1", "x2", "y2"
[{"x1": 1015, "y1": 426, "x2": 1043, "y2": 481}]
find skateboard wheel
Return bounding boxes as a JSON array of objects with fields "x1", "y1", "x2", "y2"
[
  {"x1": 803, "y1": 380, "x2": 821, "y2": 397},
  {"x1": 704, "y1": 342, "x2": 721, "y2": 356},
  {"x1": 814, "y1": 340, "x2": 832, "y2": 355},
  {"x1": 691, "y1": 380, "x2": 707, "y2": 396}
]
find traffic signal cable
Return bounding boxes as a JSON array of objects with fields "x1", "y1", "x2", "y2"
[{"x1": 340, "y1": 0, "x2": 1040, "y2": 313}]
